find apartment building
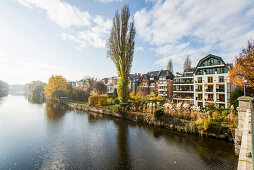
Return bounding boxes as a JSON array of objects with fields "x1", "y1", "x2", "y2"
[
  {"x1": 137, "y1": 70, "x2": 174, "y2": 97},
  {"x1": 173, "y1": 68, "x2": 195, "y2": 104},
  {"x1": 173, "y1": 54, "x2": 233, "y2": 108}
]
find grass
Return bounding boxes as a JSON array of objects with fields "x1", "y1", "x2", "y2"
[
  {"x1": 77, "y1": 101, "x2": 89, "y2": 106},
  {"x1": 97, "y1": 104, "x2": 117, "y2": 111}
]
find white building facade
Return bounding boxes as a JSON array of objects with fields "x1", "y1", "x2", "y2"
[{"x1": 173, "y1": 54, "x2": 233, "y2": 108}]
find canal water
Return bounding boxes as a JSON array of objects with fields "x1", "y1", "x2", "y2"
[{"x1": 0, "y1": 95, "x2": 237, "y2": 169}]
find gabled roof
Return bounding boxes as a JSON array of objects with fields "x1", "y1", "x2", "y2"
[
  {"x1": 194, "y1": 54, "x2": 227, "y2": 74},
  {"x1": 158, "y1": 69, "x2": 175, "y2": 80}
]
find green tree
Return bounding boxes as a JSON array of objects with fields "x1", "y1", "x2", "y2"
[
  {"x1": 229, "y1": 87, "x2": 244, "y2": 109},
  {"x1": 107, "y1": 5, "x2": 136, "y2": 103}
]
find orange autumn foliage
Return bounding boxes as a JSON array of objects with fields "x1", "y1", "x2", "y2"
[
  {"x1": 229, "y1": 40, "x2": 254, "y2": 91},
  {"x1": 44, "y1": 75, "x2": 68, "y2": 100}
]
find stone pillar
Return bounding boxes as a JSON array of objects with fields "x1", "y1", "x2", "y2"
[{"x1": 235, "y1": 97, "x2": 254, "y2": 155}]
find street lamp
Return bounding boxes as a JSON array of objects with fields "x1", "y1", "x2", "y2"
[{"x1": 243, "y1": 77, "x2": 247, "y2": 97}]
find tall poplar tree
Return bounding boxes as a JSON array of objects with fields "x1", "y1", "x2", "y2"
[
  {"x1": 184, "y1": 56, "x2": 191, "y2": 70},
  {"x1": 106, "y1": 5, "x2": 136, "y2": 103},
  {"x1": 166, "y1": 58, "x2": 173, "y2": 72}
]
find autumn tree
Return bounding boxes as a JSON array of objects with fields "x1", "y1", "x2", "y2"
[
  {"x1": 166, "y1": 58, "x2": 173, "y2": 72},
  {"x1": 107, "y1": 5, "x2": 136, "y2": 103},
  {"x1": 81, "y1": 76, "x2": 97, "y2": 92},
  {"x1": 44, "y1": 75, "x2": 68, "y2": 100},
  {"x1": 229, "y1": 40, "x2": 254, "y2": 93},
  {"x1": 184, "y1": 56, "x2": 191, "y2": 71},
  {"x1": 93, "y1": 81, "x2": 107, "y2": 94},
  {"x1": 26, "y1": 81, "x2": 46, "y2": 103}
]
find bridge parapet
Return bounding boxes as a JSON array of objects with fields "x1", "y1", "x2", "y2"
[{"x1": 235, "y1": 97, "x2": 254, "y2": 170}]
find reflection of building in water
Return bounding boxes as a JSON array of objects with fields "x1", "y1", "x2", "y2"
[{"x1": 45, "y1": 102, "x2": 68, "y2": 120}]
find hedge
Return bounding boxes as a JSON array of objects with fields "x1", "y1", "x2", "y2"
[{"x1": 88, "y1": 94, "x2": 109, "y2": 106}]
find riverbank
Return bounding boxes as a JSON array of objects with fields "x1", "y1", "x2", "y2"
[{"x1": 66, "y1": 102, "x2": 234, "y2": 141}]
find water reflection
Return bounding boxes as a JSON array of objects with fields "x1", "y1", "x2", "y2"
[
  {"x1": 113, "y1": 119, "x2": 130, "y2": 170},
  {"x1": 45, "y1": 102, "x2": 68, "y2": 120},
  {"x1": 86, "y1": 112, "x2": 237, "y2": 170},
  {"x1": 0, "y1": 96, "x2": 237, "y2": 170}
]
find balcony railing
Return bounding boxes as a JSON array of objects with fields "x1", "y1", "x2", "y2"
[
  {"x1": 205, "y1": 89, "x2": 213, "y2": 92},
  {"x1": 173, "y1": 89, "x2": 194, "y2": 92},
  {"x1": 205, "y1": 98, "x2": 214, "y2": 101},
  {"x1": 158, "y1": 84, "x2": 167, "y2": 86},
  {"x1": 217, "y1": 99, "x2": 225, "y2": 102},
  {"x1": 173, "y1": 81, "x2": 194, "y2": 84},
  {"x1": 216, "y1": 88, "x2": 225, "y2": 92},
  {"x1": 196, "y1": 89, "x2": 202, "y2": 92},
  {"x1": 158, "y1": 89, "x2": 167, "y2": 91}
]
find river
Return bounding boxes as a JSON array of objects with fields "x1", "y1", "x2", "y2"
[{"x1": 0, "y1": 95, "x2": 237, "y2": 169}]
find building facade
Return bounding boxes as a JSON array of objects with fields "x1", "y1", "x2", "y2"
[
  {"x1": 173, "y1": 54, "x2": 233, "y2": 108},
  {"x1": 173, "y1": 68, "x2": 195, "y2": 104},
  {"x1": 137, "y1": 70, "x2": 174, "y2": 97}
]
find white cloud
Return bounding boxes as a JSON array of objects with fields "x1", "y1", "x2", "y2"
[
  {"x1": 134, "y1": 0, "x2": 254, "y2": 73},
  {"x1": 16, "y1": 0, "x2": 91, "y2": 28},
  {"x1": 16, "y1": 0, "x2": 112, "y2": 49},
  {"x1": 95, "y1": 0, "x2": 122, "y2": 3},
  {"x1": 136, "y1": 46, "x2": 144, "y2": 52}
]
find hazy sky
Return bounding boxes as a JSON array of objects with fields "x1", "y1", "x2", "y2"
[{"x1": 0, "y1": 0, "x2": 254, "y2": 85}]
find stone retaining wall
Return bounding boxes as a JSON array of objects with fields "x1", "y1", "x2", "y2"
[{"x1": 66, "y1": 102, "x2": 233, "y2": 141}]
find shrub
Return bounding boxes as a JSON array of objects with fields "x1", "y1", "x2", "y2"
[
  {"x1": 98, "y1": 94, "x2": 108, "y2": 106},
  {"x1": 88, "y1": 95, "x2": 100, "y2": 106},
  {"x1": 88, "y1": 94, "x2": 108, "y2": 106},
  {"x1": 156, "y1": 95, "x2": 165, "y2": 101},
  {"x1": 221, "y1": 109, "x2": 230, "y2": 116},
  {"x1": 107, "y1": 98, "x2": 114, "y2": 105},
  {"x1": 154, "y1": 108, "x2": 163, "y2": 118},
  {"x1": 113, "y1": 98, "x2": 120, "y2": 104}
]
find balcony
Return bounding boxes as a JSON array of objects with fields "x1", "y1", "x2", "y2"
[
  {"x1": 158, "y1": 93, "x2": 167, "y2": 96},
  {"x1": 158, "y1": 88, "x2": 167, "y2": 91},
  {"x1": 158, "y1": 84, "x2": 167, "y2": 87},
  {"x1": 196, "y1": 89, "x2": 202, "y2": 92},
  {"x1": 205, "y1": 89, "x2": 213, "y2": 92},
  {"x1": 205, "y1": 98, "x2": 214, "y2": 101},
  {"x1": 216, "y1": 88, "x2": 225, "y2": 92},
  {"x1": 217, "y1": 99, "x2": 225, "y2": 102}
]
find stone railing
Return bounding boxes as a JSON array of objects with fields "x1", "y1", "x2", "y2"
[{"x1": 235, "y1": 97, "x2": 254, "y2": 170}]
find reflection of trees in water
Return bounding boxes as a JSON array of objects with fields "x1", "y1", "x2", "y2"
[
  {"x1": 87, "y1": 112, "x2": 108, "y2": 123},
  {"x1": 45, "y1": 102, "x2": 68, "y2": 120},
  {"x1": 86, "y1": 113, "x2": 131, "y2": 169},
  {"x1": 83, "y1": 112, "x2": 237, "y2": 169},
  {"x1": 147, "y1": 127, "x2": 238, "y2": 169},
  {"x1": 113, "y1": 119, "x2": 131, "y2": 170}
]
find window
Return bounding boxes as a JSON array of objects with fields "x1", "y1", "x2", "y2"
[
  {"x1": 197, "y1": 85, "x2": 202, "y2": 92},
  {"x1": 143, "y1": 83, "x2": 146, "y2": 86},
  {"x1": 198, "y1": 77, "x2": 202, "y2": 83},
  {"x1": 208, "y1": 77, "x2": 213, "y2": 83},
  {"x1": 219, "y1": 76, "x2": 224, "y2": 83},
  {"x1": 159, "y1": 77, "x2": 166, "y2": 80},
  {"x1": 198, "y1": 94, "x2": 202, "y2": 100},
  {"x1": 208, "y1": 94, "x2": 214, "y2": 100}
]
